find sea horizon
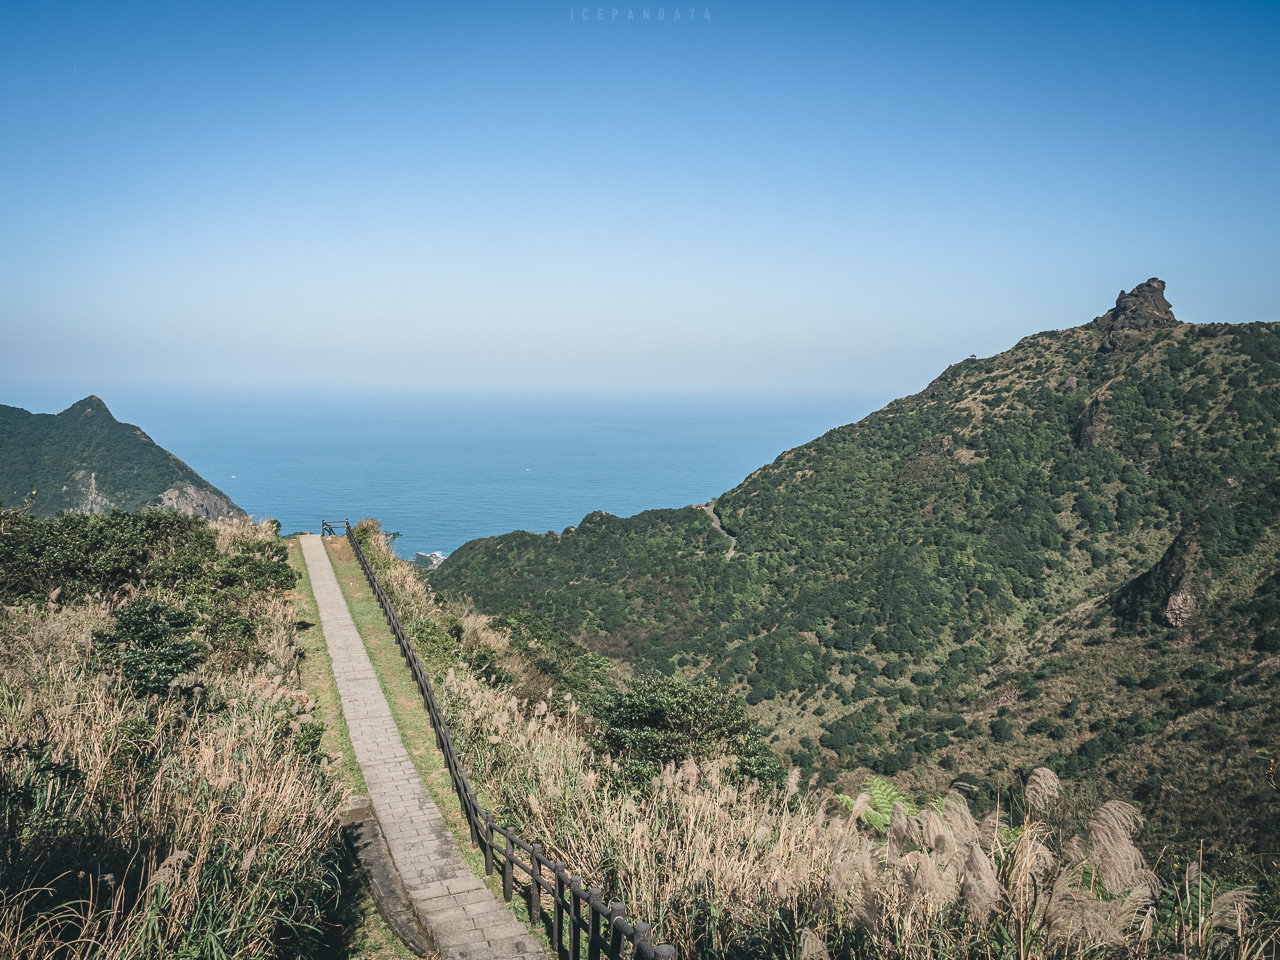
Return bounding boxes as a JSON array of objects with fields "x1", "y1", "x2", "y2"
[{"x1": 3, "y1": 386, "x2": 888, "y2": 559}]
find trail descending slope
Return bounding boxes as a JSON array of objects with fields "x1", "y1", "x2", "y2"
[
  {"x1": 700, "y1": 501, "x2": 736, "y2": 559},
  {"x1": 300, "y1": 535, "x2": 543, "y2": 960}
]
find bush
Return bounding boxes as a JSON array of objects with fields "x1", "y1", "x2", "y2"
[
  {"x1": 594, "y1": 674, "x2": 782, "y2": 785},
  {"x1": 0, "y1": 516, "x2": 344, "y2": 958},
  {"x1": 0, "y1": 510, "x2": 213, "y2": 603},
  {"x1": 93, "y1": 598, "x2": 203, "y2": 696},
  {"x1": 991, "y1": 717, "x2": 1015, "y2": 742}
]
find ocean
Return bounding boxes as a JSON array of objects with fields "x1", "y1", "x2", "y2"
[{"x1": 22, "y1": 389, "x2": 883, "y2": 559}]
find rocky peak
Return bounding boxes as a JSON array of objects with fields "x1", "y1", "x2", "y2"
[
  {"x1": 1107, "y1": 278, "x2": 1176, "y2": 331},
  {"x1": 63, "y1": 395, "x2": 114, "y2": 418}
]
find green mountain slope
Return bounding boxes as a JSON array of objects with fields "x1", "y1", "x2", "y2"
[
  {"x1": 0, "y1": 395, "x2": 245, "y2": 519},
  {"x1": 430, "y1": 280, "x2": 1280, "y2": 853}
]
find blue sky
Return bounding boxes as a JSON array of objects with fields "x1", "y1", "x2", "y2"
[{"x1": 3, "y1": 0, "x2": 1278, "y2": 403}]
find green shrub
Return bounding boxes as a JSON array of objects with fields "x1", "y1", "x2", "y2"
[
  {"x1": 94, "y1": 598, "x2": 203, "y2": 696},
  {"x1": 991, "y1": 717, "x2": 1015, "y2": 742},
  {"x1": 594, "y1": 674, "x2": 782, "y2": 785}
]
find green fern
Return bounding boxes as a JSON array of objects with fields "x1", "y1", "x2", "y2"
[{"x1": 837, "y1": 776, "x2": 919, "y2": 832}]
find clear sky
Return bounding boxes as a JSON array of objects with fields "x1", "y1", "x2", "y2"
[{"x1": 3, "y1": 0, "x2": 1278, "y2": 402}]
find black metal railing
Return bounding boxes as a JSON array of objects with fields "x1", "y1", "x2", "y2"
[{"x1": 327, "y1": 520, "x2": 676, "y2": 960}]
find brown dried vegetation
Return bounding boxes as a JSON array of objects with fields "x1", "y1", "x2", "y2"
[
  {"x1": 0, "y1": 520, "x2": 347, "y2": 959},
  {"x1": 358, "y1": 523, "x2": 1278, "y2": 960}
]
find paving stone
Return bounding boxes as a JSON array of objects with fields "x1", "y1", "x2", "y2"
[
  {"x1": 487, "y1": 937, "x2": 548, "y2": 959},
  {"x1": 434, "y1": 920, "x2": 490, "y2": 945}
]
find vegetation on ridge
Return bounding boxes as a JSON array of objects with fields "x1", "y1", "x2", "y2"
[{"x1": 429, "y1": 286, "x2": 1280, "y2": 861}]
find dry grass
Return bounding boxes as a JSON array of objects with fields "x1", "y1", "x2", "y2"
[
  {"x1": 445, "y1": 660, "x2": 1270, "y2": 959},
  {"x1": 0, "y1": 519, "x2": 348, "y2": 959},
  {"x1": 356, "y1": 521, "x2": 1277, "y2": 960}
]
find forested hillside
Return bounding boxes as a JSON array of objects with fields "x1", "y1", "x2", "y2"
[
  {"x1": 0, "y1": 395, "x2": 244, "y2": 518},
  {"x1": 430, "y1": 280, "x2": 1280, "y2": 854}
]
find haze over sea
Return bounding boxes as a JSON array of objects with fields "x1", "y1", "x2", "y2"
[{"x1": 30, "y1": 390, "x2": 881, "y2": 560}]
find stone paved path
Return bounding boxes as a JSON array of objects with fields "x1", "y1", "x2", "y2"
[{"x1": 300, "y1": 535, "x2": 545, "y2": 960}]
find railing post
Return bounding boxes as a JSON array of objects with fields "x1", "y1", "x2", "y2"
[
  {"x1": 608, "y1": 903, "x2": 625, "y2": 960},
  {"x1": 632, "y1": 922, "x2": 652, "y2": 960},
  {"x1": 454, "y1": 756, "x2": 468, "y2": 814},
  {"x1": 553, "y1": 862, "x2": 568, "y2": 959},
  {"x1": 569, "y1": 877, "x2": 584, "y2": 960},
  {"x1": 529, "y1": 845, "x2": 544, "y2": 924},
  {"x1": 483, "y1": 813, "x2": 495, "y2": 875},
  {"x1": 587, "y1": 887, "x2": 605, "y2": 960},
  {"x1": 466, "y1": 787, "x2": 480, "y2": 845},
  {"x1": 503, "y1": 830, "x2": 515, "y2": 902}
]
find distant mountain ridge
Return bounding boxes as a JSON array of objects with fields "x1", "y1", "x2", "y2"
[
  {"x1": 430, "y1": 279, "x2": 1280, "y2": 853},
  {"x1": 0, "y1": 396, "x2": 245, "y2": 519}
]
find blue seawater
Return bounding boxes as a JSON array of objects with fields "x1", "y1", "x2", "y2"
[{"x1": 37, "y1": 390, "x2": 882, "y2": 559}]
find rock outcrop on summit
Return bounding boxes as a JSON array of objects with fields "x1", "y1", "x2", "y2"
[{"x1": 1103, "y1": 277, "x2": 1177, "y2": 330}]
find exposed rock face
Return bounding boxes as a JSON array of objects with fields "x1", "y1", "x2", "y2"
[
  {"x1": 1113, "y1": 526, "x2": 1204, "y2": 629},
  {"x1": 1162, "y1": 578, "x2": 1200, "y2": 628},
  {"x1": 71, "y1": 470, "x2": 116, "y2": 514},
  {"x1": 1109, "y1": 278, "x2": 1176, "y2": 331},
  {"x1": 1071, "y1": 403, "x2": 1109, "y2": 450},
  {"x1": 60, "y1": 475, "x2": 244, "y2": 519},
  {"x1": 158, "y1": 485, "x2": 247, "y2": 520},
  {"x1": 1094, "y1": 279, "x2": 1177, "y2": 354},
  {"x1": 1157, "y1": 534, "x2": 1203, "y2": 628}
]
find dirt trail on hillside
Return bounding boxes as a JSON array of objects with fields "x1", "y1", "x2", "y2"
[{"x1": 700, "y1": 502, "x2": 737, "y2": 559}]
